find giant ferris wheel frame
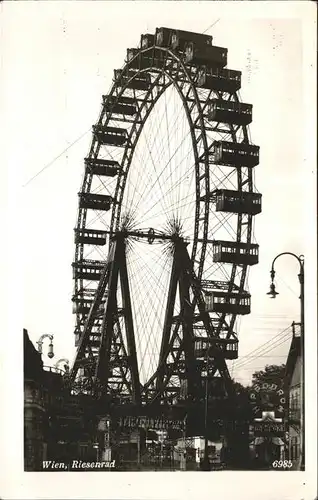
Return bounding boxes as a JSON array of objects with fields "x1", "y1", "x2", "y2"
[{"x1": 70, "y1": 27, "x2": 261, "y2": 414}]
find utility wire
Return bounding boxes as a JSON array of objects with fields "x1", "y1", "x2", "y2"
[
  {"x1": 238, "y1": 325, "x2": 291, "y2": 358},
  {"x1": 275, "y1": 273, "x2": 298, "y2": 297},
  {"x1": 233, "y1": 334, "x2": 291, "y2": 371},
  {"x1": 231, "y1": 333, "x2": 287, "y2": 377},
  {"x1": 22, "y1": 128, "x2": 90, "y2": 188},
  {"x1": 236, "y1": 330, "x2": 291, "y2": 364},
  {"x1": 232, "y1": 325, "x2": 293, "y2": 371},
  {"x1": 232, "y1": 326, "x2": 290, "y2": 367},
  {"x1": 202, "y1": 19, "x2": 221, "y2": 34}
]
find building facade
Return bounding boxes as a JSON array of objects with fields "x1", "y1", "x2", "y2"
[
  {"x1": 285, "y1": 322, "x2": 302, "y2": 470},
  {"x1": 24, "y1": 329, "x2": 47, "y2": 470}
]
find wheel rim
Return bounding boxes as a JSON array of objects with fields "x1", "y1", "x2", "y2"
[{"x1": 73, "y1": 32, "x2": 258, "y2": 400}]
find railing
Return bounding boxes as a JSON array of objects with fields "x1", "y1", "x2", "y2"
[{"x1": 43, "y1": 365, "x2": 67, "y2": 376}]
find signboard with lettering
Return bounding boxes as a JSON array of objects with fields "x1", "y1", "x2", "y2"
[
  {"x1": 249, "y1": 383, "x2": 286, "y2": 418},
  {"x1": 253, "y1": 422, "x2": 285, "y2": 437},
  {"x1": 117, "y1": 416, "x2": 185, "y2": 431}
]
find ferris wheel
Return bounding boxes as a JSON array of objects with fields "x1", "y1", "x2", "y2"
[{"x1": 70, "y1": 27, "x2": 261, "y2": 407}]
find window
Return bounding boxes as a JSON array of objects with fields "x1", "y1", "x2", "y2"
[
  {"x1": 291, "y1": 388, "x2": 300, "y2": 409},
  {"x1": 291, "y1": 436, "x2": 300, "y2": 460}
]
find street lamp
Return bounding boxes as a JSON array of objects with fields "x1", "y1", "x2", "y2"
[
  {"x1": 194, "y1": 337, "x2": 211, "y2": 470},
  {"x1": 36, "y1": 334, "x2": 54, "y2": 359},
  {"x1": 202, "y1": 363, "x2": 210, "y2": 471},
  {"x1": 267, "y1": 252, "x2": 304, "y2": 470},
  {"x1": 195, "y1": 337, "x2": 211, "y2": 471}
]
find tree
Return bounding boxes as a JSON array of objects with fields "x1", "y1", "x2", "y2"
[
  {"x1": 232, "y1": 381, "x2": 252, "y2": 417},
  {"x1": 251, "y1": 364, "x2": 286, "y2": 387},
  {"x1": 233, "y1": 381, "x2": 250, "y2": 400}
]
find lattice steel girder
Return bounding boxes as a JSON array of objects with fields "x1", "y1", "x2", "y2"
[
  {"x1": 144, "y1": 240, "x2": 235, "y2": 404},
  {"x1": 70, "y1": 236, "x2": 141, "y2": 404},
  {"x1": 94, "y1": 237, "x2": 141, "y2": 403},
  {"x1": 178, "y1": 255, "x2": 200, "y2": 398},
  {"x1": 155, "y1": 241, "x2": 201, "y2": 399},
  {"x1": 156, "y1": 252, "x2": 180, "y2": 394}
]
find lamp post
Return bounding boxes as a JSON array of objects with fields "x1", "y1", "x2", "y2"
[
  {"x1": 202, "y1": 366, "x2": 210, "y2": 470},
  {"x1": 267, "y1": 252, "x2": 304, "y2": 471},
  {"x1": 36, "y1": 334, "x2": 54, "y2": 359},
  {"x1": 202, "y1": 339, "x2": 211, "y2": 471},
  {"x1": 194, "y1": 337, "x2": 211, "y2": 470}
]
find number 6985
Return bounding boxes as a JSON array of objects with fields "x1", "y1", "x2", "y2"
[{"x1": 272, "y1": 460, "x2": 293, "y2": 468}]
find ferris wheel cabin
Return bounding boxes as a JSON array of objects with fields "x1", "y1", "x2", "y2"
[
  {"x1": 184, "y1": 43, "x2": 227, "y2": 68},
  {"x1": 154, "y1": 27, "x2": 226, "y2": 67},
  {"x1": 79, "y1": 192, "x2": 113, "y2": 211},
  {"x1": 197, "y1": 67, "x2": 241, "y2": 93},
  {"x1": 102, "y1": 95, "x2": 137, "y2": 116},
  {"x1": 84, "y1": 158, "x2": 121, "y2": 177},
  {"x1": 194, "y1": 337, "x2": 238, "y2": 360},
  {"x1": 114, "y1": 69, "x2": 152, "y2": 91},
  {"x1": 141, "y1": 34, "x2": 155, "y2": 48},
  {"x1": 155, "y1": 27, "x2": 213, "y2": 51},
  {"x1": 212, "y1": 240, "x2": 259, "y2": 266},
  {"x1": 74, "y1": 228, "x2": 107, "y2": 246},
  {"x1": 208, "y1": 100, "x2": 253, "y2": 126},
  {"x1": 171, "y1": 29, "x2": 213, "y2": 51},
  {"x1": 72, "y1": 259, "x2": 105, "y2": 281},
  {"x1": 205, "y1": 291, "x2": 251, "y2": 315},
  {"x1": 211, "y1": 189, "x2": 262, "y2": 215},
  {"x1": 92, "y1": 125, "x2": 128, "y2": 147},
  {"x1": 210, "y1": 141, "x2": 260, "y2": 167}
]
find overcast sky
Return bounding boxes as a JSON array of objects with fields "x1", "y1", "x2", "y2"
[{"x1": 2, "y1": 2, "x2": 316, "y2": 387}]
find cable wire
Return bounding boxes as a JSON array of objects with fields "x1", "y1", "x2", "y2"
[
  {"x1": 232, "y1": 325, "x2": 293, "y2": 372},
  {"x1": 23, "y1": 128, "x2": 90, "y2": 187}
]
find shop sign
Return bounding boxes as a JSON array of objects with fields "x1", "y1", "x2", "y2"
[
  {"x1": 253, "y1": 422, "x2": 285, "y2": 437},
  {"x1": 249, "y1": 383, "x2": 286, "y2": 417},
  {"x1": 117, "y1": 416, "x2": 185, "y2": 431}
]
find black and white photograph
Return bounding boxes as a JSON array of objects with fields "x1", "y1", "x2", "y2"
[{"x1": 1, "y1": 1, "x2": 316, "y2": 499}]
